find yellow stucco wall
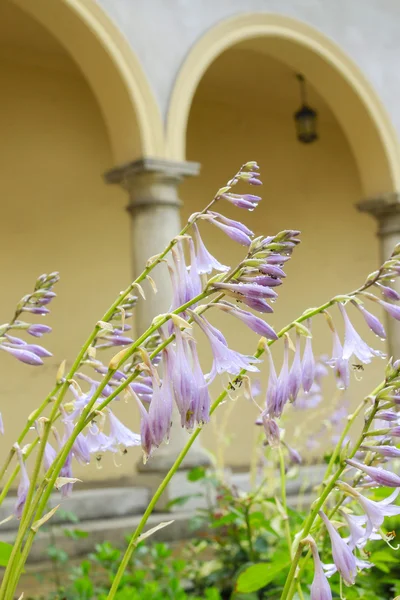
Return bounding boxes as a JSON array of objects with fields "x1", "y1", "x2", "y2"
[{"x1": 0, "y1": 50, "x2": 143, "y2": 484}]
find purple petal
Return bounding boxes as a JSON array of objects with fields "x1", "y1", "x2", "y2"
[
  {"x1": 347, "y1": 458, "x2": 400, "y2": 487},
  {"x1": 355, "y1": 303, "x2": 386, "y2": 339},
  {"x1": 0, "y1": 344, "x2": 44, "y2": 366}
]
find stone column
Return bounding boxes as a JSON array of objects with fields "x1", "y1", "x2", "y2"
[
  {"x1": 357, "y1": 193, "x2": 400, "y2": 358},
  {"x1": 104, "y1": 158, "x2": 210, "y2": 501}
]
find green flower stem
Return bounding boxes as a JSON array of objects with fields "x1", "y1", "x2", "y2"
[{"x1": 280, "y1": 392, "x2": 383, "y2": 600}]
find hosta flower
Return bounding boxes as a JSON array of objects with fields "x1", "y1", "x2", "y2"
[
  {"x1": 0, "y1": 344, "x2": 44, "y2": 366},
  {"x1": 169, "y1": 327, "x2": 197, "y2": 428},
  {"x1": 212, "y1": 282, "x2": 277, "y2": 301},
  {"x1": 14, "y1": 444, "x2": 30, "y2": 518},
  {"x1": 354, "y1": 488, "x2": 400, "y2": 539},
  {"x1": 379, "y1": 299, "x2": 400, "y2": 321},
  {"x1": 27, "y1": 323, "x2": 52, "y2": 337},
  {"x1": 360, "y1": 444, "x2": 400, "y2": 458},
  {"x1": 108, "y1": 410, "x2": 141, "y2": 448},
  {"x1": 319, "y1": 510, "x2": 357, "y2": 585},
  {"x1": 339, "y1": 304, "x2": 385, "y2": 363},
  {"x1": 192, "y1": 223, "x2": 228, "y2": 274},
  {"x1": 353, "y1": 302, "x2": 386, "y2": 339},
  {"x1": 346, "y1": 458, "x2": 400, "y2": 487},
  {"x1": 265, "y1": 348, "x2": 278, "y2": 416},
  {"x1": 328, "y1": 329, "x2": 350, "y2": 389},
  {"x1": 302, "y1": 323, "x2": 315, "y2": 393},
  {"x1": 376, "y1": 282, "x2": 400, "y2": 301},
  {"x1": 188, "y1": 338, "x2": 211, "y2": 427},
  {"x1": 86, "y1": 424, "x2": 116, "y2": 454},
  {"x1": 0, "y1": 413, "x2": 3, "y2": 435},
  {"x1": 43, "y1": 442, "x2": 57, "y2": 471},
  {"x1": 260, "y1": 414, "x2": 281, "y2": 447},
  {"x1": 190, "y1": 312, "x2": 261, "y2": 381},
  {"x1": 207, "y1": 213, "x2": 252, "y2": 246},
  {"x1": 288, "y1": 333, "x2": 302, "y2": 401},
  {"x1": 306, "y1": 536, "x2": 332, "y2": 600},
  {"x1": 274, "y1": 336, "x2": 290, "y2": 416},
  {"x1": 215, "y1": 302, "x2": 278, "y2": 340},
  {"x1": 340, "y1": 511, "x2": 367, "y2": 550},
  {"x1": 220, "y1": 192, "x2": 261, "y2": 210}
]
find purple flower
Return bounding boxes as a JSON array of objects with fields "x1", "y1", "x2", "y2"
[
  {"x1": 190, "y1": 312, "x2": 261, "y2": 381},
  {"x1": 285, "y1": 442, "x2": 302, "y2": 465},
  {"x1": 240, "y1": 274, "x2": 282, "y2": 287},
  {"x1": 189, "y1": 338, "x2": 211, "y2": 426},
  {"x1": 260, "y1": 414, "x2": 281, "y2": 447},
  {"x1": 361, "y1": 444, "x2": 400, "y2": 458},
  {"x1": 346, "y1": 458, "x2": 400, "y2": 487},
  {"x1": 0, "y1": 344, "x2": 44, "y2": 366},
  {"x1": 375, "y1": 410, "x2": 399, "y2": 422},
  {"x1": 220, "y1": 192, "x2": 261, "y2": 210},
  {"x1": 14, "y1": 444, "x2": 30, "y2": 518},
  {"x1": 339, "y1": 304, "x2": 385, "y2": 363},
  {"x1": 265, "y1": 348, "x2": 278, "y2": 417},
  {"x1": 27, "y1": 324, "x2": 52, "y2": 337},
  {"x1": 307, "y1": 537, "x2": 332, "y2": 600},
  {"x1": 319, "y1": 510, "x2": 357, "y2": 585},
  {"x1": 340, "y1": 511, "x2": 367, "y2": 550},
  {"x1": 258, "y1": 264, "x2": 286, "y2": 278},
  {"x1": 192, "y1": 223, "x2": 228, "y2": 274},
  {"x1": 274, "y1": 336, "x2": 290, "y2": 416},
  {"x1": 5, "y1": 342, "x2": 52, "y2": 358},
  {"x1": 207, "y1": 213, "x2": 252, "y2": 247},
  {"x1": 43, "y1": 442, "x2": 57, "y2": 471},
  {"x1": 354, "y1": 488, "x2": 400, "y2": 540},
  {"x1": 108, "y1": 410, "x2": 141, "y2": 448},
  {"x1": 302, "y1": 323, "x2": 315, "y2": 394},
  {"x1": 353, "y1": 302, "x2": 386, "y2": 339},
  {"x1": 328, "y1": 329, "x2": 350, "y2": 389},
  {"x1": 135, "y1": 353, "x2": 174, "y2": 460},
  {"x1": 379, "y1": 299, "x2": 400, "y2": 321},
  {"x1": 216, "y1": 302, "x2": 278, "y2": 339},
  {"x1": 213, "y1": 282, "x2": 277, "y2": 301},
  {"x1": 240, "y1": 297, "x2": 273, "y2": 313},
  {"x1": 169, "y1": 327, "x2": 197, "y2": 428},
  {"x1": 59, "y1": 451, "x2": 74, "y2": 497},
  {"x1": 288, "y1": 333, "x2": 302, "y2": 401},
  {"x1": 0, "y1": 412, "x2": 3, "y2": 435},
  {"x1": 377, "y1": 283, "x2": 400, "y2": 301},
  {"x1": 101, "y1": 335, "x2": 134, "y2": 347},
  {"x1": 86, "y1": 424, "x2": 116, "y2": 454}
]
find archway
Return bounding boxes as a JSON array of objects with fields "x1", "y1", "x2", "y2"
[
  {"x1": 13, "y1": 0, "x2": 164, "y2": 163},
  {"x1": 168, "y1": 15, "x2": 400, "y2": 467},
  {"x1": 167, "y1": 14, "x2": 400, "y2": 197},
  {"x1": 0, "y1": 0, "x2": 151, "y2": 483}
]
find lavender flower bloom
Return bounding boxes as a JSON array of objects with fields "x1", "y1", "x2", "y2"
[
  {"x1": 169, "y1": 327, "x2": 198, "y2": 428},
  {"x1": 361, "y1": 444, "x2": 400, "y2": 458},
  {"x1": 265, "y1": 349, "x2": 278, "y2": 417},
  {"x1": 190, "y1": 312, "x2": 261, "y2": 381},
  {"x1": 43, "y1": 442, "x2": 57, "y2": 471},
  {"x1": 307, "y1": 537, "x2": 332, "y2": 600},
  {"x1": 59, "y1": 451, "x2": 74, "y2": 497},
  {"x1": 319, "y1": 510, "x2": 357, "y2": 586},
  {"x1": 353, "y1": 488, "x2": 400, "y2": 540},
  {"x1": 208, "y1": 212, "x2": 254, "y2": 237},
  {"x1": 274, "y1": 336, "x2": 290, "y2": 416},
  {"x1": 86, "y1": 424, "x2": 116, "y2": 454},
  {"x1": 208, "y1": 214, "x2": 252, "y2": 247},
  {"x1": 340, "y1": 511, "x2": 367, "y2": 550},
  {"x1": 240, "y1": 274, "x2": 282, "y2": 287},
  {"x1": 189, "y1": 338, "x2": 211, "y2": 426},
  {"x1": 258, "y1": 264, "x2": 286, "y2": 278},
  {"x1": 14, "y1": 444, "x2": 30, "y2": 518},
  {"x1": 0, "y1": 344, "x2": 44, "y2": 366},
  {"x1": 135, "y1": 353, "x2": 174, "y2": 460},
  {"x1": 346, "y1": 458, "x2": 400, "y2": 487},
  {"x1": 353, "y1": 303, "x2": 386, "y2": 339},
  {"x1": 192, "y1": 223, "x2": 228, "y2": 274},
  {"x1": 213, "y1": 282, "x2": 277, "y2": 301},
  {"x1": 328, "y1": 329, "x2": 350, "y2": 389},
  {"x1": 4, "y1": 342, "x2": 52, "y2": 358},
  {"x1": 302, "y1": 323, "x2": 315, "y2": 393},
  {"x1": 288, "y1": 334, "x2": 302, "y2": 401},
  {"x1": 377, "y1": 283, "x2": 400, "y2": 301},
  {"x1": 216, "y1": 302, "x2": 278, "y2": 340},
  {"x1": 379, "y1": 299, "x2": 400, "y2": 321},
  {"x1": 101, "y1": 335, "x2": 134, "y2": 347},
  {"x1": 240, "y1": 297, "x2": 273, "y2": 313},
  {"x1": 285, "y1": 442, "x2": 302, "y2": 465},
  {"x1": 339, "y1": 304, "x2": 385, "y2": 363},
  {"x1": 108, "y1": 410, "x2": 141, "y2": 448},
  {"x1": 0, "y1": 412, "x2": 3, "y2": 435},
  {"x1": 220, "y1": 192, "x2": 261, "y2": 210},
  {"x1": 27, "y1": 324, "x2": 52, "y2": 337},
  {"x1": 260, "y1": 414, "x2": 281, "y2": 447}
]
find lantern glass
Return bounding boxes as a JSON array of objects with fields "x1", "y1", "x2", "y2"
[{"x1": 294, "y1": 105, "x2": 318, "y2": 144}]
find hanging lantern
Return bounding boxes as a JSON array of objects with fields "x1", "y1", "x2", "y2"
[{"x1": 294, "y1": 74, "x2": 318, "y2": 144}]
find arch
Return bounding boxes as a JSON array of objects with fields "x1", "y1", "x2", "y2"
[
  {"x1": 167, "y1": 13, "x2": 400, "y2": 196},
  {"x1": 12, "y1": 0, "x2": 164, "y2": 163}
]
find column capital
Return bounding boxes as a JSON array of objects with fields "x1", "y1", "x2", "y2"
[
  {"x1": 356, "y1": 193, "x2": 400, "y2": 237},
  {"x1": 104, "y1": 157, "x2": 200, "y2": 210}
]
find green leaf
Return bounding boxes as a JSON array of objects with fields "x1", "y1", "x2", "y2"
[
  {"x1": 235, "y1": 561, "x2": 290, "y2": 593},
  {"x1": 0, "y1": 541, "x2": 13, "y2": 567},
  {"x1": 164, "y1": 493, "x2": 202, "y2": 509},
  {"x1": 187, "y1": 466, "x2": 206, "y2": 481}
]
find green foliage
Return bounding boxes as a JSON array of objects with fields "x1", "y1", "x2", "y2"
[{"x1": 0, "y1": 541, "x2": 13, "y2": 567}]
